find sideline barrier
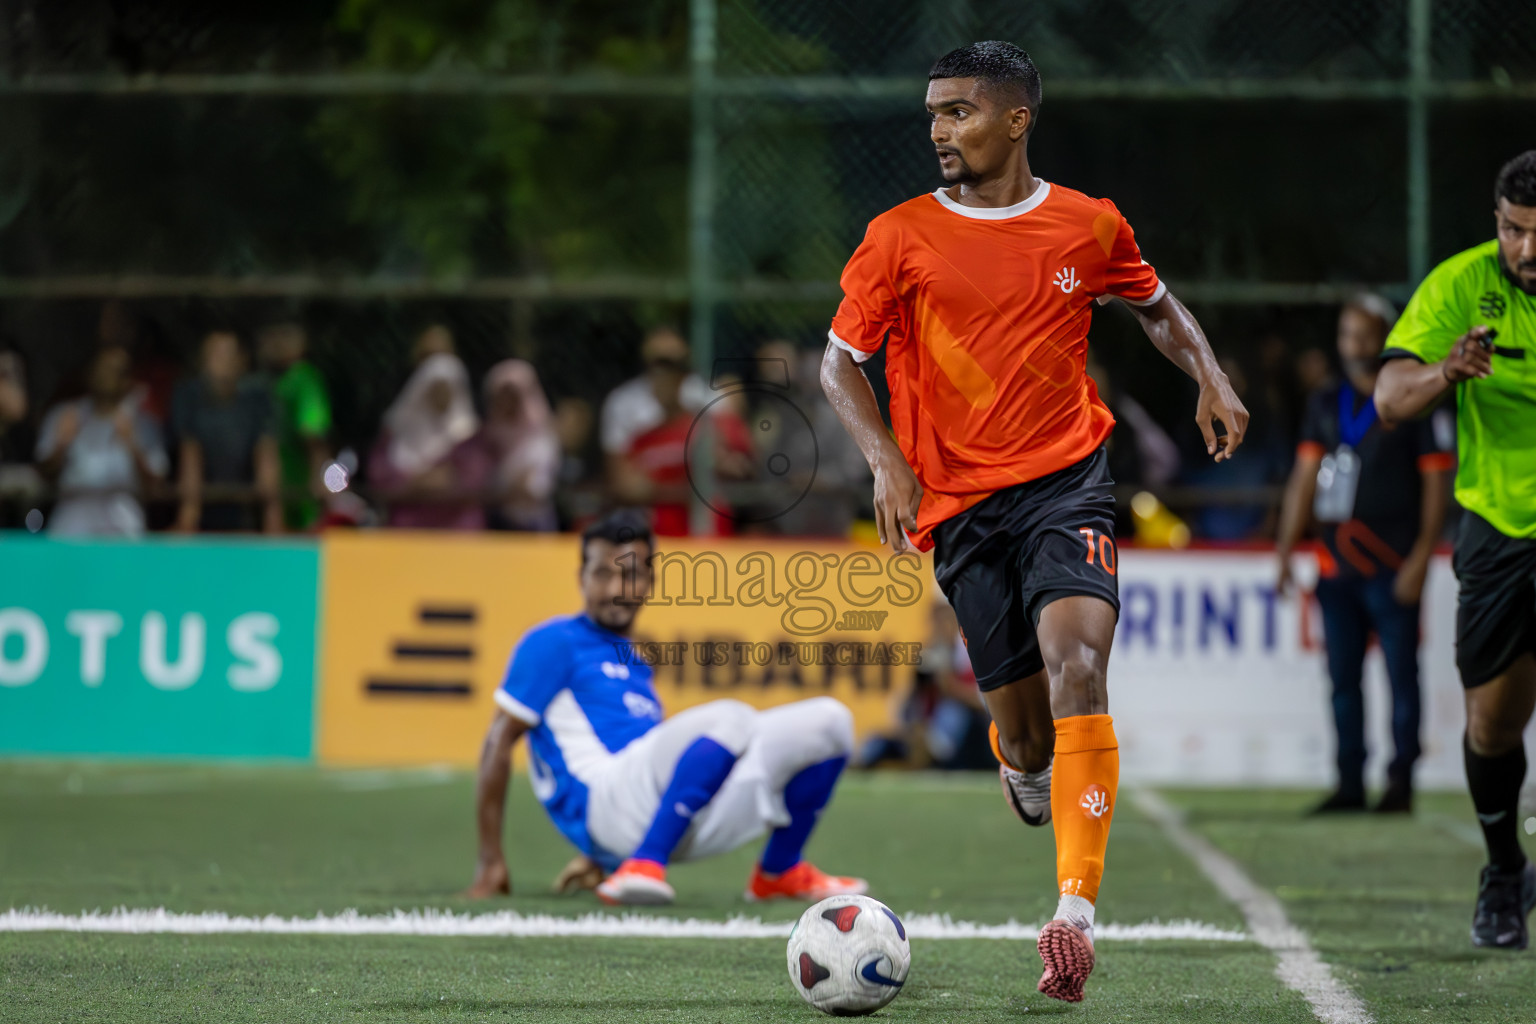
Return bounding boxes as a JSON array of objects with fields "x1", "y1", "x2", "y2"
[
  {"x1": 316, "y1": 532, "x2": 930, "y2": 766},
  {"x1": 0, "y1": 539, "x2": 318, "y2": 758},
  {"x1": 4, "y1": 534, "x2": 1513, "y2": 790},
  {"x1": 1108, "y1": 548, "x2": 1467, "y2": 790}
]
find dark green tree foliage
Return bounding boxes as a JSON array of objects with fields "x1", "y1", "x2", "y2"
[{"x1": 313, "y1": 0, "x2": 692, "y2": 278}]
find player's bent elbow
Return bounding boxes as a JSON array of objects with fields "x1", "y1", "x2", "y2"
[{"x1": 1372, "y1": 363, "x2": 1423, "y2": 426}]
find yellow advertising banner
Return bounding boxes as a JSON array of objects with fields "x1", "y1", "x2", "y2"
[{"x1": 317, "y1": 532, "x2": 934, "y2": 766}]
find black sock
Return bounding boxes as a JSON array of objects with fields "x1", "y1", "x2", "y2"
[{"x1": 1464, "y1": 736, "x2": 1528, "y2": 872}]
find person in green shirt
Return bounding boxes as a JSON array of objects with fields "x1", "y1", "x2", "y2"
[
  {"x1": 258, "y1": 322, "x2": 333, "y2": 530},
  {"x1": 1377, "y1": 150, "x2": 1536, "y2": 951}
]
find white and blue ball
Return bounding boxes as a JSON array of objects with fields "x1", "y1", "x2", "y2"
[{"x1": 786, "y1": 894, "x2": 910, "y2": 1015}]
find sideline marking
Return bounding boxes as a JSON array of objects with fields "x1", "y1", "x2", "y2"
[
  {"x1": 0, "y1": 907, "x2": 1245, "y2": 942},
  {"x1": 1423, "y1": 812, "x2": 1484, "y2": 850},
  {"x1": 1133, "y1": 789, "x2": 1373, "y2": 1024}
]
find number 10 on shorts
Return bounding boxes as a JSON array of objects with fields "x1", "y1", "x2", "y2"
[{"x1": 1078, "y1": 528, "x2": 1116, "y2": 575}]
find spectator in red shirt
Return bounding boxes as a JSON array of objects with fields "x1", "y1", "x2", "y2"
[{"x1": 611, "y1": 351, "x2": 753, "y2": 536}]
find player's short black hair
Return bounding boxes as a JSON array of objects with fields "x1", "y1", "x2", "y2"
[
  {"x1": 929, "y1": 41, "x2": 1042, "y2": 118},
  {"x1": 580, "y1": 508, "x2": 655, "y2": 568},
  {"x1": 1495, "y1": 150, "x2": 1536, "y2": 208}
]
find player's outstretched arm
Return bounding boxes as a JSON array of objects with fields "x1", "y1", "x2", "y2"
[
  {"x1": 463, "y1": 709, "x2": 528, "y2": 899},
  {"x1": 1125, "y1": 292, "x2": 1249, "y2": 463},
  {"x1": 820, "y1": 341, "x2": 922, "y2": 553},
  {"x1": 1375, "y1": 327, "x2": 1493, "y2": 425}
]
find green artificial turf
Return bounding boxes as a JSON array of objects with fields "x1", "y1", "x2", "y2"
[
  {"x1": 1169, "y1": 789, "x2": 1536, "y2": 1024},
  {"x1": 1, "y1": 762, "x2": 1530, "y2": 1022}
]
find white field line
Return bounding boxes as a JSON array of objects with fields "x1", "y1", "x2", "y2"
[
  {"x1": 1422, "y1": 812, "x2": 1485, "y2": 850},
  {"x1": 0, "y1": 907, "x2": 1245, "y2": 943},
  {"x1": 1133, "y1": 789, "x2": 1373, "y2": 1024}
]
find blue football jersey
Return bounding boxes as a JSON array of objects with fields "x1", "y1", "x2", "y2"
[{"x1": 494, "y1": 614, "x2": 663, "y2": 860}]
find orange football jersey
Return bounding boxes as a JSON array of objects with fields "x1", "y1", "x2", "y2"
[{"x1": 829, "y1": 181, "x2": 1164, "y2": 551}]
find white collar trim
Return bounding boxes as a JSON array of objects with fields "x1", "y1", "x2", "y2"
[{"x1": 931, "y1": 180, "x2": 1051, "y2": 220}]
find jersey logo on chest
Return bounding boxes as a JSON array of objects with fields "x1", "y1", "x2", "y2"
[
  {"x1": 622, "y1": 691, "x2": 663, "y2": 720},
  {"x1": 1053, "y1": 266, "x2": 1080, "y2": 294}
]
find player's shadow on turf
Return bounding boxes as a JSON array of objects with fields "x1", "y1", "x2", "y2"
[
  {"x1": 1354, "y1": 947, "x2": 1505, "y2": 967},
  {"x1": 1006, "y1": 999, "x2": 1073, "y2": 1015}
]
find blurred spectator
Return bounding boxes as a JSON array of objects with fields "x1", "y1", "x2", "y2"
[
  {"x1": 858, "y1": 602, "x2": 992, "y2": 770},
  {"x1": 1181, "y1": 355, "x2": 1288, "y2": 540},
  {"x1": 1256, "y1": 330, "x2": 1305, "y2": 444},
  {"x1": 555, "y1": 396, "x2": 596, "y2": 486},
  {"x1": 369, "y1": 352, "x2": 490, "y2": 530},
  {"x1": 99, "y1": 300, "x2": 179, "y2": 424},
  {"x1": 0, "y1": 345, "x2": 44, "y2": 525},
  {"x1": 1086, "y1": 354, "x2": 1180, "y2": 488},
  {"x1": 553, "y1": 396, "x2": 597, "y2": 529},
  {"x1": 600, "y1": 326, "x2": 711, "y2": 472},
  {"x1": 258, "y1": 322, "x2": 332, "y2": 530},
  {"x1": 1087, "y1": 354, "x2": 1181, "y2": 537},
  {"x1": 412, "y1": 323, "x2": 457, "y2": 365},
  {"x1": 916, "y1": 602, "x2": 994, "y2": 769},
  {"x1": 481, "y1": 360, "x2": 559, "y2": 532},
  {"x1": 1276, "y1": 295, "x2": 1452, "y2": 814},
  {"x1": 610, "y1": 343, "x2": 753, "y2": 537},
  {"x1": 172, "y1": 330, "x2": 281, "y2": 534},
  {"x1": 35, "y1": 347, "x2": 167, "y2": 537},
  {"x1": 0, "y1": 347, "x2": 27, "y2": 456},
  {"x1": 1296, "y1": 347, "x2": 1334, "y2": 396},
  {"x1": 748, "y1": 340, "x2": 872, "y2": 537}
]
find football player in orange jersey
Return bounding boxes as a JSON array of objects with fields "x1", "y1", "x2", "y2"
[{"x1": 821, "y1": 41, "x2": 1249, "y2": 1003}]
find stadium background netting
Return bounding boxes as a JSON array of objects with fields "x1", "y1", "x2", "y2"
[{"x1": 1, "y1": 0, "x2": 1533, "y2": 501}]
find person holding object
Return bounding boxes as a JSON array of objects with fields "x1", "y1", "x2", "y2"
[
  {"x1": 1275, "y1": 296, "x2": 1452, "y2": 815},
  {"x1": 35, "y1": 347, "x2": 169, "y2": 537},
  {"x1": 1375, "y1": 150, "x2": 1536, "y2": 950}
]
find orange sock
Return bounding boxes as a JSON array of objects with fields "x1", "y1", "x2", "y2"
[
  {"x1": 988, "y1": 720, "x2": 1022, "y2": 772},
  {"x1": 1050, "y1": 714, "x2": 1119, "y2": 906}
]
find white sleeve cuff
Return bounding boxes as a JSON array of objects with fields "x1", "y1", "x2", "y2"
[
  {"x1": 1106, "y1": 280, "x2": 1168, "y2": 307},
  {"x1": 827, "y1": 329, "x2": 874, "y2": 364},
  {"x1": 494, "y1": 689, "x2": 541, "y2": 726}
]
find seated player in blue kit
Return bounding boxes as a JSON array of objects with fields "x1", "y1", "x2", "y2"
[{"x1": 464, "y1": 509, "x2": 867, "y2": 905}]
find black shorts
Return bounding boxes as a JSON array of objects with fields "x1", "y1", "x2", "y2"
[
  {"x1": 932, "y1": 447, "x2": 1120, "y2": 692},
  {"x1": 1454, "y1": 511, "x2": 1536, "y2": 688}
]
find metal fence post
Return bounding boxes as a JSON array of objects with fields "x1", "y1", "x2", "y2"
[
  {"x1": 1406, "y1": 0, "x2": 1432, "y2": 284},
  {"x1": 688, "y1": 0, "x2": 718, "y2": 536}
]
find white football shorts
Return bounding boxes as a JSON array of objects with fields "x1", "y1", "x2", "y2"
[{"x1": 585, "y1": 696, "x2": 854, "y2": 863}]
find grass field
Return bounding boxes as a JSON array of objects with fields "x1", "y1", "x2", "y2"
[{"x1": 1, "y1": 763, "x2": 1532, "y2": 1023}]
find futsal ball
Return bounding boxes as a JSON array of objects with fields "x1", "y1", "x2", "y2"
[{"x1": 786, "y1": 894, "x2": 910, "y2": 1016}]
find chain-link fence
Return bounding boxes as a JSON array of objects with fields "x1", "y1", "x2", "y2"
[{"x1": 1, "y1": 0, "x2": 1532, "y2": 531}]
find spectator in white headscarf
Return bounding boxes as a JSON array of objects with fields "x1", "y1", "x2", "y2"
[
  {"x1": 368, "y1": 353, "x2": 490, "y2": 530},
  {"x1": 480, "y1": 359, "x2": 560, "y2": 532}
]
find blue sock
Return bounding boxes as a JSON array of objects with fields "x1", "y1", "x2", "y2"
[
  {"x1": 631, "y1": 737, "x2": 738, "y2": 866},
  {"x1": 759, "y1": 756, "x2": 846, "y2": 875}
]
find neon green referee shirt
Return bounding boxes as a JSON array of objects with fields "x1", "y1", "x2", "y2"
[{"x1": 1384, "y1": 239, "x2": 1536, "y2": 539}]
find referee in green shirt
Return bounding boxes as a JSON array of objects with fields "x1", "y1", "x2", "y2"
[{"x1": 1377, "y1": 150, "x2": 1536, "y2": 950}]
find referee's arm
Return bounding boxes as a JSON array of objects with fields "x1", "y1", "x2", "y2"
[{"x1": 1376, "y1": 325, "x2": 1495, "y2": 425}]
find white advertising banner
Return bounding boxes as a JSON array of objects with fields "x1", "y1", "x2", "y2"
[{"x1": 1107, "y1": 549, "x2": 1522, "y2": 790}]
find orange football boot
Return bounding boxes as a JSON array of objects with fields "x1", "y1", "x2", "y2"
[{"x1": 745, "y1": 861, "x2": 868, "y2": 902}]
